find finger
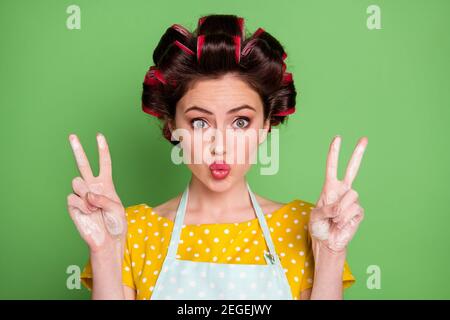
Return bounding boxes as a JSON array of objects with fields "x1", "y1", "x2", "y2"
[
  {"x1": 67, "y1": 205, "x2": 84, "y2": 227},
  {"x1": 341, "y1": 208, "x2": 364, "y2": 230},
  {"x1": 331, "y1": 189, "x2": 359, "y2": 224},
  {"x1": 86, "y1": 192, "x2": 125, "y2": 236},
  {"x1": 335, "y1": 203, "x2": 363, "y2": 229},
  {"x1": 325, "y1": 135, "x2": 342, "y2": 183},
  {"x1": 343, "y1": 136, "x2": 368, "y2": 188},
  {"x1": 86, "y1": 192, "x2": 122, "y2": 212},
  {"x1": 67, "y1": 205, "x2": 106, "y2": 247},
  {"x1": 72, "y1": 177, "x2": 98, "y2": 211},
  {"x1": 323, "y1": 189, "x2": 340, "y2": 205},
  {"x1": 311, "y1": 202, "x2": 340, "y2": 221},
  {"x1": 69, "y1": 134, "x2": 94, "y2": 181},
  {"x1": 351, "y1": 211, "x2": 364, "y2": 225},
  {"x1": 67, "y1": 193, "x2": 94, "y2": 214},
  {"x1": 72, "y1": 177, "x2": 88, "y2": 197},
  {"x1": 67, "y1": 204, "x2": 79, "y2": 220},
  {"x1": 97, "y1": 133, "x2": 112, "y2": 179}
]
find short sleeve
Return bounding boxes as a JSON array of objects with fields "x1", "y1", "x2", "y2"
[
  {"x1": 299, "y1": 230, "x2": 356, "y2": 293},
  {"x1": 80, "y1": 207, "x2": 137, "y2": 291}
]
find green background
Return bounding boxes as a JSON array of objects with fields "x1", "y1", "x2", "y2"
[{"x1": 1, "y1": 0, "x2": 449, "y2": 299}]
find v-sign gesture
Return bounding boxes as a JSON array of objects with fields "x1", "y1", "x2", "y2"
[
  {"x1": 309, "y1": 136, "x2": 368, "y2": 253},
  {"x1": 67, "y1": 133, "x2": 127, "y2": 253}
]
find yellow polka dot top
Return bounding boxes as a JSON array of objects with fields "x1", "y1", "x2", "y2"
[{"x1": 80, "y1": 199, "x2": 355, "y2": 299}]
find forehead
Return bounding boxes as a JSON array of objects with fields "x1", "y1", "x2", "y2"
[{"x1": 177, "y1": 73, "x2": 262, "y2": 112}]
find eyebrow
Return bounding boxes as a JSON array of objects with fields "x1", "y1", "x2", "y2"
[{"x1": 184, "y1": 104, "x2": 256, "y2": 115}]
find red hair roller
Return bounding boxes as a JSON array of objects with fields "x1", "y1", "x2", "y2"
[
  {"x1": 233, "y1": 35, "x2": 241, "y2": 64},
  {"x1": 198, "y1": 16, "x2": 244, "y2": 39},
  {"x1": 198, "y1": 16, "x2": 206, "y2": 29},
  {"x1": 241, "y1": 38, "x2": 258, "y2": 57},
  {"x1": 143, "y1": 66, "x2": 159, "y2": 86},
  {"x1": 241, "y1": 27, "x2": 265, "y2": 57},
  {"x1": 282, "y1": 72, "x2": 293, "y2": 85},
  {"x1": 171, "y1": 24, "x2": 191, "y2": 38},
  {"x1": 273, "y1": 107, "x2": 296, "y2": 116},
  {"x1": 197, "y1": 34, "x2": 205, "y2": 61},
  {"x1": 174, "y1": 40, "x2": 194, "y2": 56},
  {"x1": 254, "y1": 27, "x2": 265, "y2": 37},
  {"x1": 142, "y1": 102, "x2": 163, "y2": 118},
  {"x1": 144, "y1": 66, "x2": 176, "y2": 86},
  {"x1": 153, "y1": 68, "x2": 167, "y2": 85}
]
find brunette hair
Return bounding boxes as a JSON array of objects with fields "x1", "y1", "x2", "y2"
[{"x1": 141, "y1": 14, "x2": 297, "y2": 145}]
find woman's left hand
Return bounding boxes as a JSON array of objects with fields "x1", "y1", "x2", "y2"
[{"x1": 308, "y1": 136, "x2": 368, "y2": 253}]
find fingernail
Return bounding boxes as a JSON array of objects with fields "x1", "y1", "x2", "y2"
[
  {"x1": 97, "y1": 133, "x2": 106, "y2": 149},
  {"x1": 86, "y1": 193, "x2": 98, "y2": 210},
  {"x1": 70, "y1": 136, "x2": 80, "y2": 150}
]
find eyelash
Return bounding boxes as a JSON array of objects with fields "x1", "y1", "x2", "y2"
[{"x1": 190, "y1": 117, "x2": 251, "y2": 129}]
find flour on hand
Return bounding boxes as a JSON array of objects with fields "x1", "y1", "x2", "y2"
[{"x1": 73, "y1": 208, "x2": 105, "y2": 246}]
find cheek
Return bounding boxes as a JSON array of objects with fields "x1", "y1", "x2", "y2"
[
  {"x1": 182, "y1": 131, "x2": 214, "y2": 163},
  {"x1": 186, "y1": 163, "x2": 205, "y2": 178},
  {"x1": 234, "y1": 130, "x2": 260, "y2": 161}
]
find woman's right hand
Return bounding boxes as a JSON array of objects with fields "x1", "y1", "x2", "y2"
[{"x1": 66, "y1": 133, "x2": 127, "y2": 254}]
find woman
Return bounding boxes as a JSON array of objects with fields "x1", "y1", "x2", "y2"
[{"x1": 67, "y1": 14, "x2": 368, "y2": 300}]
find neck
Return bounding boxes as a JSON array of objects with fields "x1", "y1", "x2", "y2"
[{"x1": 184, "y1": 175, "x2": 252, "y2": 222}]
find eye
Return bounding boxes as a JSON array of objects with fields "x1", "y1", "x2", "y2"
[
  {"x1": 233, "y1": 117, "x2": 250, "y2": 129},
  {"x1": 191, "y1": 118, "x2": 209, "y2": 129}
]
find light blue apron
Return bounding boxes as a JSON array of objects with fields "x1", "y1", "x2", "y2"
[{"x1": 150, "y1": 182, "x2": 294, "y2": 300}]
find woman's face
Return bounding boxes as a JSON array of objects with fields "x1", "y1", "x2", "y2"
[{"x1": 169, "y1": 73, "x2": 270, "y2": 192}]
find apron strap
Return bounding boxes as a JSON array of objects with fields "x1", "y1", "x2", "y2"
[
  {"x1": 165, "y1": 183, "x2": 190, "y2": 260},
  {"x1": 246, "y1": 181, "x2": 282, "y2": 266}
]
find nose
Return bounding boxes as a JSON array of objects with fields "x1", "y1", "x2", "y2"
[{"x1": 210, "y1": 128, "x2": 226, "y2": 156}]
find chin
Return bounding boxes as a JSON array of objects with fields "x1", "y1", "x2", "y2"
[{"x1": 205, "y1": 174, "x2": 234, "y2": 192}]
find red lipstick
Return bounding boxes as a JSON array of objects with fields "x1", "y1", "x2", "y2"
[{"x1": 209, "y1": 161, "x2": 230, "y2": 180}]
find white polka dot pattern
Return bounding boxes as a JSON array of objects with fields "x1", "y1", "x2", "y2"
[
  {"x1": 151, "y1": 183, "x2": 294, "y2": 300},
  {"x1": 80, "y1": 190, "x2": 356, "y2": 299}
]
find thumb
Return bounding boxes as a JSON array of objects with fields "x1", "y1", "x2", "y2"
[{"x1": 86, "y1": 192, "x2": 121, "y2": 212}]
